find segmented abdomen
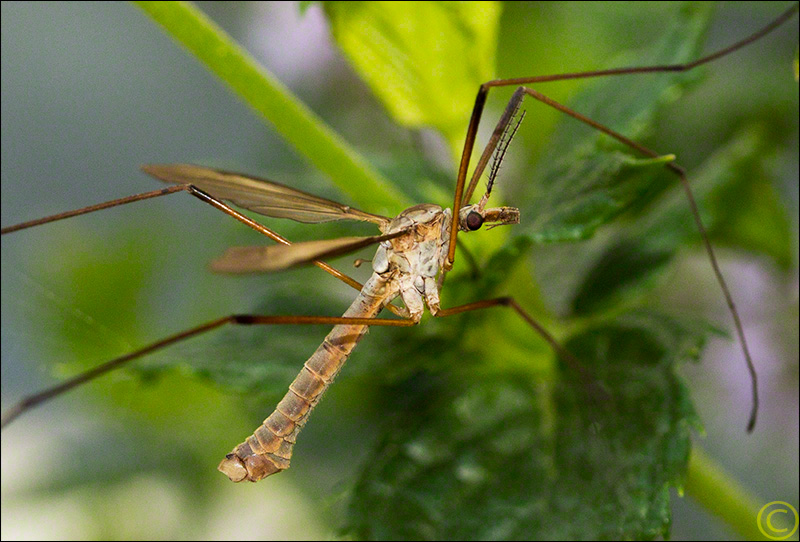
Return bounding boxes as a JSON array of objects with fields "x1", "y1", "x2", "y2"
[{"x1": 218, "y1": 273, "x2": 395, "y2": 482}]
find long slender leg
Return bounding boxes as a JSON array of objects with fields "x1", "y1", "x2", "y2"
[
  {"x1": 446, "y1": 3, "x2": 799, "y2": 268},
  {"x1": 0, "y1": 312, "x2": 416, "y2": 429},
  {"x1": 455, "y1": 83, "x2": 761, "y2": 429},
  {"x1": 1, "y1": 182, "x2": 407, "y2": 317},
  {"x1": 0, "y1": 185, "x2": 188, "y2": 234}
]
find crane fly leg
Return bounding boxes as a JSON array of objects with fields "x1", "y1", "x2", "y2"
[
  {"x1": 0, "y1": 185, "x2": 187, "y2": 234},
  {"x1": 0, "y1": 182, "x2": 407, "y2": 317},
  {"x1": 0, "y1": 313, "x2": 415, "y2": 429}
]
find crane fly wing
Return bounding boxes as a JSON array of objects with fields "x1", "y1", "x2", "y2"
[
  {"x1": 210, "y1": 230, "x2": 406, "y2": 274},
  {"x1": 141, "y1": 164, "x2": 390, "y2": 226}
]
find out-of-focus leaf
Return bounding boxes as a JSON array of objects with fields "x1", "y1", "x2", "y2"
[
  {"x1": 638, "y1": 127, "x2": 791, "y2": 260},
  {"x1": 12, "y1": 223, "x2": 261, "y2": 443},
  {"x1": 570, "y1": 126, "x2": 791, "y2": 316},
  {"x1": 513, "y1": 3, "x2": 712, "y2": 243},
  {"x1": 569, "y1": 240, "x2": 673, "y2": 316},
  {"x1": 344, "y1": 311, "x2": 705, "y2": 540},
  {"x1": 325, "y1": 1, "x2": 499, "y2": 153},
  {"x1": 702, "y1": 129, "x2": 792, "y2": 269}
]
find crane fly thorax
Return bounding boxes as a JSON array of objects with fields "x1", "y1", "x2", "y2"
[{"x1": 372, "y1": 204, "x2": 452, "y2": 320}]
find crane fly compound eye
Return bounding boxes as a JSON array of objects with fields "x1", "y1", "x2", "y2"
[{"x1": 466, "y1": 211, "x2": 484, "y2": 231}]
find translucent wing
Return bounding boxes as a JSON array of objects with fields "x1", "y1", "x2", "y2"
[
  {"x1": 142, "y1": 164, "x2": 390, "y2": 226},
  {"x1": 210, "y1": 230, "x2": 406, "y2": 274}
]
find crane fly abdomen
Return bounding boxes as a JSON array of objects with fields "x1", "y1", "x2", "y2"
[{"x1": 218, "y1": 274, "x2": 398, "y2": 482}]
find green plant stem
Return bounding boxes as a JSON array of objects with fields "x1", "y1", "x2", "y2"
[
  {"x1": 132, "y1": 1, "x2": 409, "y2": 216},
  {"x1": 685, "y1": 446, "x2": 793, "y2": 541}
]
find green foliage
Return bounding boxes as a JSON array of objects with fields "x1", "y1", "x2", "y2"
[
  {"x1": 347, "y1": 311, "x2": 705, "y2": 540},
  {"x1": 325, "y1": 1, "x2": 500, "y2": 154},
  {"x1": 311, "y1": 4, "x2": 790, "y2": 539}
]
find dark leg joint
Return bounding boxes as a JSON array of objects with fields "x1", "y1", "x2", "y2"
[{"x1": 232, "y1": 314, "x2": 257, "y2": 325}]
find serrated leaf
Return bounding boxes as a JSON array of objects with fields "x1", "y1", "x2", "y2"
[
  {"x1": 325, "y1": 1, "x2": 499, "y2": 153},
  {"x1": 523, "y1": 152, "x2": 677, "y2": 243},
  {"x1": 344, "y1": 311, "x2": 705, "y2": 540}
]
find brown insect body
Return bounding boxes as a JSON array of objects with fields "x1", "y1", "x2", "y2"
[{"x1": 218, "y1": 203, "x2": 506, "y2": 482}]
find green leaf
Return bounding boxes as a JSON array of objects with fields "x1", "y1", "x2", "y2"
[
  {"x1": 344, "y1": 311, "x2": 705, "y2": 540},
  {"x1": 135, "y1": 268, "x2": 356, "y2": 399},
  {"x1": 569, "y1": 239, "x2": 674, "y2": 317},
  {"x1": 514, "y1": 3, "x2": 712, "y2": 244},
  {"x1": 701, "y1": 130, "x2": 793, "y2": 270},
  {"x1": 325, "y1": 1, "x2": 499, "y2": 154},
  {"x1": 523, "y1": 152, "x2": 678, "y2": 244}
]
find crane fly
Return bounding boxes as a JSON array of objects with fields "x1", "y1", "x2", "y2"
[{"x1": 1, "y1": 0, "x2": 797, "y2": 495}]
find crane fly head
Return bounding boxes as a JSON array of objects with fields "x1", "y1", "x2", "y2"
[
  {"x1": 457, "y1": 106, "x2": 525, "y2": 233},
  {"x1": 457, "y1": 203, "x2": 519, "y2": 232}
]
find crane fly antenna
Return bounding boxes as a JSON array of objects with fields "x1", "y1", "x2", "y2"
[{"x1": 481, "y1": 107, "x2": 526, "y2": 211}]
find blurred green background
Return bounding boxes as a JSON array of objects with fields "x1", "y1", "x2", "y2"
[{"x1": 1, "y1": 2, "x2": 797, "y2": 539}]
